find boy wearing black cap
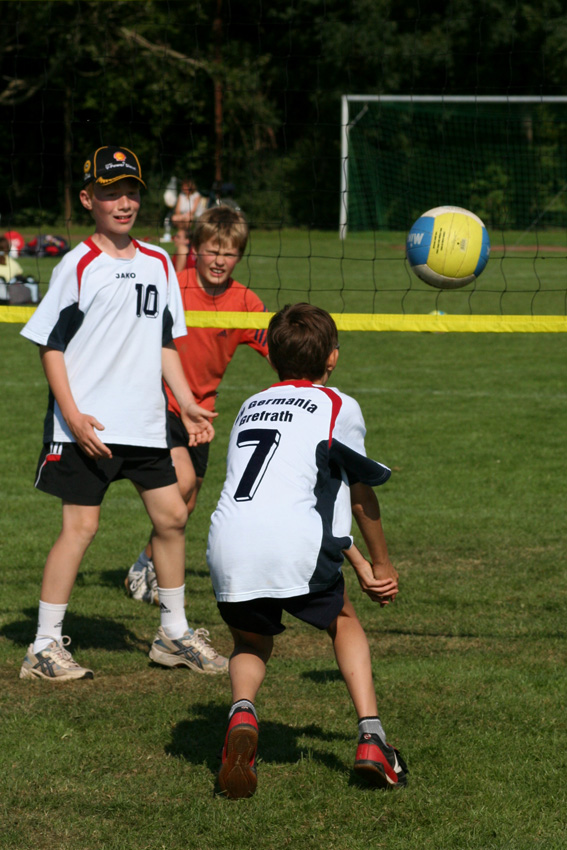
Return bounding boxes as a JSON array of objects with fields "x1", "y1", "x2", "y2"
[{"x1": 19, "y1": 146, "x2": 228, "y2": 680}]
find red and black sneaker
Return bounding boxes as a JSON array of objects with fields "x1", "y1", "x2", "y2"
[
  {"x1": 354, "y1": 733, "x2": 408, "y2": 788},
  {"x1": 217, "y1": 707, "x2": 259, "y2": 799}
]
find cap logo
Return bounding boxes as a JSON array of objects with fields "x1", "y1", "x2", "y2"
[{"x1": 83, "y1": 146, "x2": 144, "y2": 186}]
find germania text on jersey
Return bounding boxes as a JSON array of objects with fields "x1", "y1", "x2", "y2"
[{"x1": 236, "y1": 395, "x2": 318, "y2": 427}]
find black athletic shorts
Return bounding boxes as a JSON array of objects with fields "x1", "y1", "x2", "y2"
[
  {"x1": 217, "y1": 574, "x2": 346, "y2": 636},
  {"x1": 167, "y1": 411, "x2": 210, "y2": 479},
  {"x1": 34, "y1": 442, "x2": 177, "y2": 506}
]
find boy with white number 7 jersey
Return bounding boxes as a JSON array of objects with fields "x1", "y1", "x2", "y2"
[{"x1": 207, "y1": 303, "x2": 408, "y2": 798}]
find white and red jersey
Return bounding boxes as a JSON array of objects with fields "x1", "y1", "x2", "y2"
[
  {"x1": 207, "y1": 380, "x2": 391, "y2": 602},
  {"x1": 21, "y1": 238, "x2": 187, "y2": 447}
]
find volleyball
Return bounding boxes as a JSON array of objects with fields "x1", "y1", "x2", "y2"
[{"x1": 406, "y1": 206, "x2": 490, "y2": 289}]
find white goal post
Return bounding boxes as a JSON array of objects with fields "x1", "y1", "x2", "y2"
[{"x1": 339, "y1": 94, "x2": 567, "y2": 239}]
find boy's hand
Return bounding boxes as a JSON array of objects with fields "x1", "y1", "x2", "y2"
[
  {"x1": 344, "y1": 544, "x2": 399, "y2": 606},
  {"x1": 370, "y1": 558, "x2": 399, "y2": 605},
  {"x1": 67, "y1": 412, "x2": 113, "y2": 459},
  {"x1": 38, "y1": 346, "x2": 112, "y2": 459},
  {"x1": 180, "y1": 402, "x2": 217, "y2": 446},
  {"x1": 354, "y1": 558, "x2": 399, "y2": 606}
]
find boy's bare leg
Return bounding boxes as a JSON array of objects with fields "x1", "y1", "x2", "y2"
[
  {"x1": 20, "y1": 502, "x2": 99, "y2": 678},
  {"x1": 171, "y1": 445, "x2": 199, "y2": 507},
  {"x1": 328, "y1": 589, "x2": 408, "y2": 786},
  {"x1": 217, "y1": 628, "x2": 272, "y2": 798},
  {"x1": 40, "y1": 502, "x2": 100, "y2": 603},
  {"x1": 327, "y1": 588, "x2": 378, "y2": 719},
  {"x1": 140, "y1": 446, "x2": 200, "y2": 562},
  {"x1": 184, "y1": 475, "x2": 203, "y2": 516},
  {"x1": 228, "y1": 628, "x2": 273, "y2": 702},
  {"x1": 137, "y1": 483, "x2": 188, "y2": 588},
  {"x1": 140, "y1": 482, "x2": 228, "y2": 673}
]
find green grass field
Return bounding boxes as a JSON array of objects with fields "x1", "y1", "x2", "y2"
[{"x1": 1, "y1": 229, "x2": 566, "y2": 849}]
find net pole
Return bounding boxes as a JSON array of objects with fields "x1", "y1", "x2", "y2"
[{"x1": 339, "y1": 95, "x2": 349, "y2": 239}]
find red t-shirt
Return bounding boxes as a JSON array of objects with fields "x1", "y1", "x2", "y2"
[
  {"x1": 172, "y1": 246, "x2": 197, "y2": 271},
  {"x1": 165, "y1": 267, "x2": 269, "y2": 415}
]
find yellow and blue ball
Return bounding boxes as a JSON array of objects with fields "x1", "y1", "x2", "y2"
[{"x1": 406, "y1": 206, "x2": 490, "y2": 289}]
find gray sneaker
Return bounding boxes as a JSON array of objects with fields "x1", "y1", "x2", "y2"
[
  {"x1": 149, "y1": 626, "x2": 229, "y2": 675},
  {"x1": 125, "y1": 559, "x2": 159, "y2": 605},
  {"x1": 19, "y1": 636, "x2": 94, "y2": 681},
  {"x1": 145, "y1": 560, "x2": 158, "y2": 601}
]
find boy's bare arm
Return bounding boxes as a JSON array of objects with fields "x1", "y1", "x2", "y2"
[
  {"x1": 161, "y1": 343, "x2": 217, "y2": 446},
  {"x1": 39, "y1": 346, "x2": 112, "y2": 459},
  {"x1": 349, "y1": 481, "x2": 399, "y2": 601},
  {"x1": 343, "y1": 542, "x2": 398, "y2": 606}
]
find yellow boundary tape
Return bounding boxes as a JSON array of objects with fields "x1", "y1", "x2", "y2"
[{"x1": 2, "y1": 306, "x2": 567, "y2": 333}]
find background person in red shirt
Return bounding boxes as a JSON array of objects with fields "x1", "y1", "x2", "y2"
[
  {"x1": 171, "y1": 226, "x2": 197, "y2": 274},
  {"x1": 125, "y1": 205, "x2": 271, "y2": 605}
]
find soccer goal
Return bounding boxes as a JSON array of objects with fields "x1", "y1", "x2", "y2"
[
  {"x1": 340, "y1": 94, "x2": 567, "y2": 237},
  {"x1": 337, "y1": 95, "x2": 567, "y2": 331}
]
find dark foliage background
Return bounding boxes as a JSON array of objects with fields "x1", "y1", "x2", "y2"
[{"x1": 1, "y1": 0, "x2": 566, "y2": 229}]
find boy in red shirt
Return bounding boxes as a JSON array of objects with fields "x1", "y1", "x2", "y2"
[{"x1": 125, "y1": 206, "x2": 270, "y2": 609}]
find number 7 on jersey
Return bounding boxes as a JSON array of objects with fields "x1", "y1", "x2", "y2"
[{"x1": 233, "y1": 428, "x2": 281, "y2": 502}]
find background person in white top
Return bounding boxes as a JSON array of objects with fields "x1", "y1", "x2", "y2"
[
  {"x1": 208, "y1": 303, "x2": 408, "y2": 799},
  {"x1": 0, "y1": 234, "x2": 24, "y2": 280},
  {"x1": 19, "y1": 145, "x2": 227, "y2": 681},
  {"x1": 171, "y1": 178, "x2": 204, "y2": 227}
]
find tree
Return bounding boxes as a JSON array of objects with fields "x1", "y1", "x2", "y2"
[
  {"x1": 1, "y1": 0, "x2": 567, "y2": 229},
  {"x1": 0, "y1": 0, "x2": 280, "y2": 227}
]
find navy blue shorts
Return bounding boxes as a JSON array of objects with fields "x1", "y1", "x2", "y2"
[
  {"x1": 34, "y1": 442, "x2": 177, "y2": 506},
  {"x1": 167, "y1": 411, "x2": 210, "y2": 479},
  {"x1": 217, "y1": 574, "x2": 345, "y2": 636}
]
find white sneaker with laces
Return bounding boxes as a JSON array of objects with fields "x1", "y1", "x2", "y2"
[
  {"x1": 145, "y1": 560, "x2": 158, "y2": 603},
  {"x1": 149, "y1": 626, "x2": 228, "y2": 674},
  {"x1": 125, "y1": 559, "x2": 159, "y2": 605},
  {"x1": 19, "y1": 636, "x2": 94, "y2": 681}
]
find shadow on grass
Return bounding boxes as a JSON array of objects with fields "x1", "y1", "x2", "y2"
[
  {"x1": 185, "y1": 567, "x2": 211, "y2": 579},
  {"x1": 1, "y1": 608, "x2": 147, "y2": 652},
  {"x1": 167, "y1": 701, "x2": 351, "y2": 777},
  {"x1": 98, "y1": 567, "x2": 211, "y2": 590},
  {"x1": 98, "y1": 568, "x2": 131, "y2": 591},
  {"x1": 300, "y1": 668, "x2": 343, "y2": 684}
]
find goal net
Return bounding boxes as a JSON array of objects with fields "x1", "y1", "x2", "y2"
[
  {"x1": 337, "y1": 95, "x2": 567, "y2": 331},
  {"x1": 341, "y1": 95, "x2": 567, "y2": 235}
]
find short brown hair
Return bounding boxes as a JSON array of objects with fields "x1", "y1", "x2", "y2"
[
  {"x1": 267, "y1": 303, "x2": 338, "y2": 381},
  {"x1": 192, "y1": 205, "x2": 248, "y2": 256}
]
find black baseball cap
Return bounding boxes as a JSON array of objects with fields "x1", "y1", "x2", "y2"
[{"x1": 82, "y1": 146, "x2": 146, "y2": 188}]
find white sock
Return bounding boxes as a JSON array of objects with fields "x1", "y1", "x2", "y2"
[
  {"x1": 229, "y1": 700, "x2": 257, "y2": 721},
  {"x1": 33, "y1": 601, "x2": 68, "y2": 653},
  {"x1": 358, "y1": 716, "x2": 386, "y2": 743},
  {"x1": 158, "y1": 585, "x2": 189, "y2": 638}
]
